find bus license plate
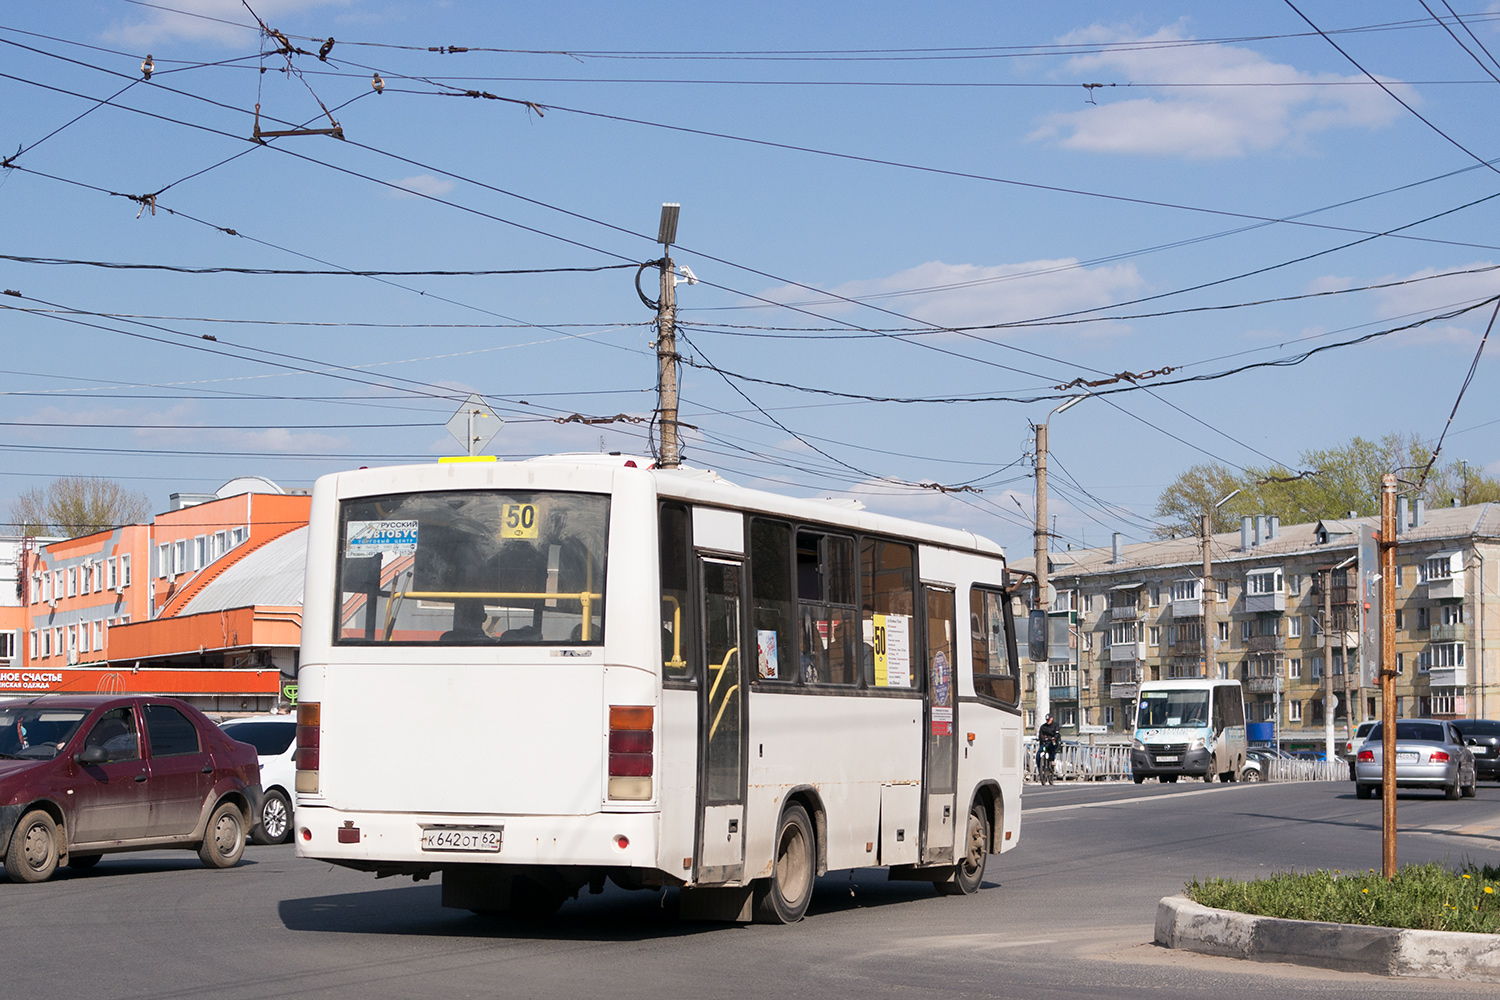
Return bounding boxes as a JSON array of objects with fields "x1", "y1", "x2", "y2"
[
  {"x1": 1396, "y1": 752, "x2": 1419, "y2": 764},
  {"x1": 421, "y1": 827, "x2": 503, "y2": 852},
  {"x1": 1155, "y1": 755, "x2": 1179, "y2": 763}
]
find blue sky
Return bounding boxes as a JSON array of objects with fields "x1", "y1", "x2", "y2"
[{"x1": 1, "y1": 1, "x2": 1498, "y2": 557}]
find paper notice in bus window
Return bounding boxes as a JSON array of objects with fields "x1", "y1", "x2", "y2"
[
  {"x1": 757, "y1": 629, "x2": 779, "y2": 680},
  {"x1": 931, "y1": 705, "x2": 953, "y2": 735},
  {"x1": 500, "y1": 503, "x2": 540, "y2": 539},
  {"x1": 869, "y1": 614, "x2": 912, "y2": 688},
  {"x1": 346, "y1": 520, "x2": 418, "y2": 558}
]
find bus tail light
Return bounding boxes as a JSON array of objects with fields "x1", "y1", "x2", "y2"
[
  {"x1": 608, "y1": 705, "x2": 653, "y2": 800},
  {"x1": 296, "y1": 702, "x2": 321, "y2": 794}
]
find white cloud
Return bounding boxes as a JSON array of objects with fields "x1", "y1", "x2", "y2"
[
  {"x1": 105, "y1": 0, "x2": 350, "y2": 48},
  {"x1": 761, "y1": 258, "x2": 1144, "y2": 332},
  {"x1": 387, "y1": 174, "x2": 457, "y2": 199},
  {"x1": 1029, "y1": 24, "x2": 1408, "y2": 159}
]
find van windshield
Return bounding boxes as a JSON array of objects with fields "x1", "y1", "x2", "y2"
[{"x1": 1137, "y1": 691, "x2": 1210, "y2": 729}]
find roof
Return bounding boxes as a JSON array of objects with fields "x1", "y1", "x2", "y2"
[
  {"x1": 181, "y1": 526, "x2": 307, "y2": 614},
  {"x1": 1019, "y1": 501, "x2": 1500, "y2": 579}
]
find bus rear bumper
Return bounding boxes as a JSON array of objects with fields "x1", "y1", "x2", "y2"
[{"x1": 293, "y1": 804, "x2": 662, "y2": 870}]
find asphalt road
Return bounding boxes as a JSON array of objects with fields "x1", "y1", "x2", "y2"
[{"x1": 5, "y1": 779, "x2": 1500, "y2": 999}]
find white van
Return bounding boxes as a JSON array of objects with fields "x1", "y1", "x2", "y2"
[{"x1": 1130, "y1": 679, "x2": 1247, "y2": 784}]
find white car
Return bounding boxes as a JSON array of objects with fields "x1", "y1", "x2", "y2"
[{"x1": 218, "y1": 714, "x2": 297, "y2": 844}]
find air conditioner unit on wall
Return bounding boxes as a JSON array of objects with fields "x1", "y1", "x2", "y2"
[{"x1": 114, "y1": 584, "x2": 125, "y2": 595}]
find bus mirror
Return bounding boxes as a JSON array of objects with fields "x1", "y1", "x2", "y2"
[{"x1": 1028, "y1": 610, "x2": 1048, "y2": 662}]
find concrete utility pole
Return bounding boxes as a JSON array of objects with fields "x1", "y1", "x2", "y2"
[
  {"x1": 1323, "y1": 567, "x2": 1336, "y2": 763},
  {"x1": 656, "y1": 203, "x2": 681, "y2": 469},
  {"x1": 1381, "y1": 474, "x2": 1398, "y2": 878},
  {"x1": 1032, "y1": 394, "x2": 1088, "y2": 726},
  {"x1": 1201, "y1": 490, "x2": 1237, "y2": 684}
]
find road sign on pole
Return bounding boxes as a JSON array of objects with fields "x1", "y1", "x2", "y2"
[
  {"x1": 446, "y1": 393, "x2": 502, "y2": 456},
  {"x1": 1357, "y1": 523, "x2": 1382, "y2": 688}
]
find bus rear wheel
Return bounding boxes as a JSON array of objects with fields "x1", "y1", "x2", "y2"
[{"x1": 753, "y1": 803, "x2": 815, "y2": 924}]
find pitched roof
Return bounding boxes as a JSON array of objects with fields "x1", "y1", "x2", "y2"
[{"x1": 180, "y1": 526, "x2": 307, "y2": 614}]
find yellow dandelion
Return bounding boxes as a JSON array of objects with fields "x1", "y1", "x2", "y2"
[
  {"x1": 1362, "y1": 888, "x2": 1368, "y2": 894},
  {"x1": 1464, "y1": 874, "x2": 1472, "y2": 879},
  {"x1": 1486, "y1": 887, "x2": 1495, "y2": 894}
]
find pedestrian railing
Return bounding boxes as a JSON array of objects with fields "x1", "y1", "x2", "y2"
[
  {"x1": 1265, "y1": 758, "x2": 1348, "y2": 782},
  {"x1": 1024, "y1": 742, "x2": 1134, "y2": 782}
]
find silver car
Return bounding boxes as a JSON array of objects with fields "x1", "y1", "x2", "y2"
[{"x1": 1354, "y1": 720, "x2": 1477, "y2": 800}]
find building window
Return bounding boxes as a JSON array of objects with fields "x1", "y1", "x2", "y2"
[
  {"x1": 1104, "y1": 706, "x2": 1116, "y2": 728},
  {"x1": 1217, "y1": 621, "x2": 1229, "y2": 642},
  {"x1": 92, "y1": 621, "x2": 103, "y2": 649},
  {"x1": 1109, "y1": 622, "x2": 1138, "y2": 647},
  {"x1": 1396, "y1": 696, "x2": 1405, "y2": 718},
  {"x1": 1217, "y1": 580, "x2": 1229, "y2": 601},
  {"x1": 28, "y1": 631, "x2": 37, "y2": 658},
  {"x1": 1288, "y1": 574, "x2": 1302, "y2": 595},
  {"x1": 157, "y1": 544, "x2": 169, "y2": 578},
  {"x1": 1418, "y1": 649, "x2": 1431, "y2": 673},
  {"x1": 1289, "y1": 700, "x2": 1302, "y2": 722},
  {"x1": 231, "y1": 526, "x2": 247, "y2": 547},
  {"x1": 1440, "y1": 604, "x2": 1464, "y2": 625},
  {"x1": 1396, "y1": 652, "x2": 1404, "y2": 674},
  {"x1": 106, "y1": 558, "x2": 117, "y2": 589},
  {"x1": 120, "y1": 554, "x2": 131, "y2": 586},
  {"x1": 1395, "y1": 565, "x2": 1405, "y2": 588},
  {"x1": 1288, "y1": 615, "x2": 1301, "y2": 638},
  {"x1": 1241, "y1": 619, "x2": 1253, "y2": 641},
  {"x1": 1061, "y1": 708, "x2": 1076, "y2": 728},
  {"x1": 1310, "y1": 655, "x2": 1324, "y2": 680},
  {"x1": 1148, "y1": 586, "x2": 1160, "y2": 608},
  {"x1": 1289, "y1": 658, "x2": 1301, "y2": 679},
  {"x1": 1417, "y1": 606, "x2": 1430, "y2": 630},
  {"x1": 1148, "y1": 625, "x2": 1160, "y2": 647},
  {"x1": 173, "y1": 540, "x2": 187, "y2": 575},
  {"x1": 193, "y1": 536, "x2": 206, "y2": 570},
  {"x1": 1218, "y1": 661, "x2": 1230, "y2": 679},
  {"x1": 1423, "y1": 553, "x2": 1458, "y2": 582},
  {"x1": 78, "y1": 625, "x2": 88, "y2": 654},
  {"x1": 1311, "y1": 698, "x2": 1325, "y2": 724},
  {"x1": 1246, "y1": 569, "x2": 1284, "y2": 596},
  {"x1": 67, "y1": 568, "x2": 77, "y2": 597},
  {"x1": 1171, "y1": 579, "x2": 1201, "y2": 601},
  {"x1": 94, "y1": 561, "x2": 104, "y2": 592},
  {"x1": 1431, "y1": 642, "x2": 1464, "y2": 668},
  {"x1": 1395, "y1": 608, "x2": 1403, "y2": 629},
  {"x1": 1025, "y1": 709, "x2": 1035, "y2": 729}
]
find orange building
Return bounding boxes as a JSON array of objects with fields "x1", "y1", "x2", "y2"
[{"x1": 3, "y1": 477, "x2": 310, "y2": 713}]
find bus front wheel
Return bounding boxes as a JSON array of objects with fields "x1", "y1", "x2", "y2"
[
  {"x1": 936, "y1": 802, "x2": 989, "y2": 896},
  {"x1": 753, "y1": 803, "x2": 815, "y2": 924}
]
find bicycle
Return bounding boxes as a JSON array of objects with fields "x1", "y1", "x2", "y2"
[{"x1": 1037, "y1": 744, "x2": 1059, "y2": 785}]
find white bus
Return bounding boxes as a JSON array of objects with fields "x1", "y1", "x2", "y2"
[{"x1": 294, "y1": 455, "x2": 1024, "y2": 922}]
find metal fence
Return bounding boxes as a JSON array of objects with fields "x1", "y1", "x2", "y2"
[{"x1": 1022, "y1": 741, "x2": 1351, "y2": 784}]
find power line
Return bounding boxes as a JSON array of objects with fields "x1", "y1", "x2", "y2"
[
  {"x1": 0, "y1": 253, "x2": 641, "y2": 276},
  {"x1": 1415, "y1": 299, "x2": 1498, "y2": 491}
]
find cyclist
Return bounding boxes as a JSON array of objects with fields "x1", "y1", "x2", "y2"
[{"x1": 1037, "y1": 713, "x2": 1061, "y2": 782}]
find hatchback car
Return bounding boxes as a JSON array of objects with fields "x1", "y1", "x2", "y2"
[
  {"x1": 218, "y1": 715, "x2": 296, "y2": 844},
  {"x1": 0, "y1": 694, "x2": 261, "y2": 883},
  {"x1": 1354, "y1": 720, "x2": 1477, "y2": 800},
  {"x1": 1454, "y1": 719, "x2": 1500, "y2": 782}
]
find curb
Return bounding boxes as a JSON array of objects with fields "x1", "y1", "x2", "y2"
[{"x1": 1155, "y1": 894, "x2": 1500, "y2": 982}]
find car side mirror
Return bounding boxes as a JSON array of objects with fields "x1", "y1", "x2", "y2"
[{"x1": 75, "y1": 746, "x2": 106, "y2": 765}]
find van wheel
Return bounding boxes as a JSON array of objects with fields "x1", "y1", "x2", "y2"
[
  {"x1": 753, "y1": 803, "x2": 815, "y2": 923},
  {"x1": 1133, "y1": 774, "x2": 1145, "y2": 784},
  {"x1": 935, "y1": 802, "x2": 988, "y2": 896},
  {"x1": 5, "y1": 810, "x2": 60, "y2": 883}
]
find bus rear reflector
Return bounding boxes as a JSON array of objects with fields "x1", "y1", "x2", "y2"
[
  {"x1": 608, "y1": 705, "x2": 653, "y2": 800},
  {"x1": 296, "y1": 701, "x2": 321, "y2": 794}
]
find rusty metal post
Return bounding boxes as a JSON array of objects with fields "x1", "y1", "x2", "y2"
[{"x1": 1381, "y1": 474, "x2": 1398, "y2": 878}]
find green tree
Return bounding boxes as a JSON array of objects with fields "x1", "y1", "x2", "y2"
[
  {"x1": 1152, "y1": 433, "x2": 1500, "y2": 538},
  {"x1": 7, "y1": 477, "x2": 153, "y2": 538}
]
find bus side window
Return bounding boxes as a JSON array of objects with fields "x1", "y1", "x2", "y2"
[
  {"x1": 862, "y1": 538, "x2": 917, "y2": 690},
  {"x1": 969, "y1": 587, "x2": 1019, "y2": 706},
  {"x1": 796, "y1": 532, "x2": 858, "y2": 686},
  {"x1": 749, "y1": 519, "x2": 795, "y2": 684},
  {"x1": 659, "y1": 503, "x2": 697, "y2": 683}
]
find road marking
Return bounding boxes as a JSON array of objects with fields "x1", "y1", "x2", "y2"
[{"x1": 1024, "y1": 783, "x2": 1265, "y2": 814}]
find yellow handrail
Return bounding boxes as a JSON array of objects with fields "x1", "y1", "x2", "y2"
[
  {"x1": 393, "y1": 590, "x2": 603, "y2": 601},
  {"x1": 660, "y1": 596, "x2": 686, "y2": 671},
  {"x1": 708, "y1": 646, "x2": 738, "y2": 702},
  {"x1": 709, "y1": 684, "x2": 740, "y2": 740}
]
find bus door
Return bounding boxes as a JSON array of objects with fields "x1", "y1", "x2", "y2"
[
  {"x1": 697, "y1": 557, "x2": 748, "y2": 883},
  {"x1": 920, "y1": 585, "x2": 958, "y2": 864}
]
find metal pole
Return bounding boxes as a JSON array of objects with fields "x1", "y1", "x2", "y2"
[
  {"x1": 1201, "y1": 513, "x2": 1214, "y2": 682},
  {"x1": 1033, "y1": 421, "x2": 1050, "y2": 725},
  {"x1": 657, "y1": 250, "x2": 679, "y2": 469},
  {"x1": 1381, "y1": 474, "x2": 1398, "y2": 878},
  {"x1": 1323, "y1": 568, "x2": 1336, "y2": 762},
  {"x1": 466, "y1": 408, "x2": 476, "y2": 457}
]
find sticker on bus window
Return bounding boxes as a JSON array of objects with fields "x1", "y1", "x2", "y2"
[
  {"x1": 869, "y1": 614, "x2": 912, "y2": 688},
  {"x1": 346, "y1": 520, "x2": 418, "y2": 557},
  {"x1": 932, "y1": 650, "x2": 951, "y2": 707},
  {"x1": 757, "y1": 630, "x2": 779, "y2": 680},
  {"x1": 931, "y1": 705, "x2": 953, "y2": 735},
  {"x1": 500, "y1": 503, "x2": 540, "y2": 539}
]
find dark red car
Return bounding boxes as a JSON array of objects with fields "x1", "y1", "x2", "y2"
[{"x1": 0, "y1": 694, "x2": 262, "y2": 883}]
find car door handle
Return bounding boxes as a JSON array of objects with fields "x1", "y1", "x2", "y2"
[
  {"x1": 201, "y1": 766, "x2": 214, "y2": 774},
  {"x1": 134, "y1": 774, "x2": 148, "y2": 783}
]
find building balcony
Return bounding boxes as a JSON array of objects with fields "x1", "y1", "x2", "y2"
[
  {"x1": 1244, "y1": 592, "x2": 1286, "y2": 614},
  {"x1": 1246, "y1": 676, "x2": 1281, "y2": 695},
  {"x1": 1431, "y1": 622, "x2": 1466, "y2": 642},
  {"x1": 1168, "y1": 638, "x2": 1205, "y2": 655},
  {"x1": 1246, "y1": 633, "x2": 1285, "y2": 653},
  {"x1": 1109, "y1": 641, "x2": 1146, "y2": 662},
  {"x1": 1170, "y1": 597, "x2": 1202, "y2": 618},
  {"x1": 1047, "y1": 667, "x2": 1078, "y2": 690},
  {"x1": 1106, "y1": 604, "x2": 1138, "y2": 621},
  {"x1": 1109, "y1": 682, "x2": 1139, "y2": 700},
  {"x1": 1428, "y1": 576, "x2": 1464, "y2": 601},
  {"x1": 1428, "y1": 666, "x2": 1467, "y2": 687}
]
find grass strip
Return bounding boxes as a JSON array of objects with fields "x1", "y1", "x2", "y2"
[{"x1": 1185, "y1": 863, "x2": 1500, "y2": 934}]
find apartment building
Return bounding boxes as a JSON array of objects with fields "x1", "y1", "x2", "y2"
[
  {"x1": 1012, "y1": 500, "x2": 1499, "y2": 741},
  {"x1": 2, "y1": 477, "x2": 310, "y2": 713}
]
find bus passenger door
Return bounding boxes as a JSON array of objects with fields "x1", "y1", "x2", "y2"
[
  {"x1": 921, "y1": 586, "x2": 958, "y2": 865},
  {"x1": 697, "y1": 557, "x2": 747, "y2": 883}
]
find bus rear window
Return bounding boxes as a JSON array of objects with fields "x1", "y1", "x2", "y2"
[{"x1": 335, "y1": 490, "x2": 608, "y2": 646}]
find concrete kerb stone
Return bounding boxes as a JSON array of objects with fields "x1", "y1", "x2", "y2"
[{"x1": 1155, "y1": 894, "x2": 1500, "y2": 982}]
